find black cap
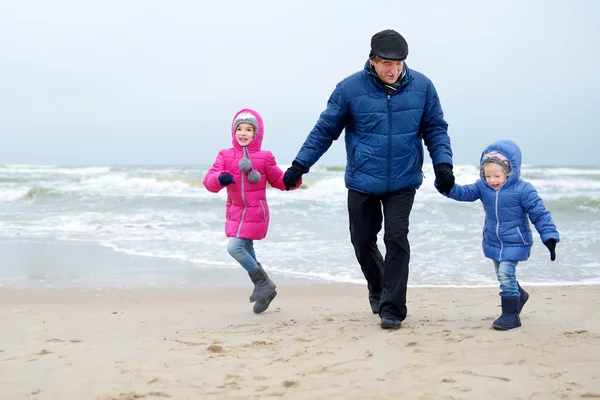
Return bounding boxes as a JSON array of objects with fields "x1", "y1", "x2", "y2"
[{"x1": 369, "y1": 29, "x2": 408, "y2": 61}]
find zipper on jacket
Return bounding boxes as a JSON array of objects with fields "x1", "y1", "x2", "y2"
[
  {"x1": 494, "y1": 188, "x2": 504, "y2": 260},
  {"x1": 236, "y1": 147, "x2": 249, "y2": 237},
  {"x1": 387, "y1": 94, "x2": 392, "y2": 192}
]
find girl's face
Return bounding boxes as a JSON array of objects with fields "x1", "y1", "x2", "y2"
[
  {"x1": 483, "y1": 162, "x2": 507, "y2": 190},
  {"x1": 235, "y1": 123, "x2": 255, "y2": 147}
]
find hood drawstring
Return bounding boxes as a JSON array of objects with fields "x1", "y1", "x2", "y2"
[{"x1": 239, "y1": 147, "x2": 261, "y2": 184}]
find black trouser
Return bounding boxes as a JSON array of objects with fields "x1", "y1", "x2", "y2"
[{"x1": 348, "y1": 188, "x2": 416, "y2": 321}]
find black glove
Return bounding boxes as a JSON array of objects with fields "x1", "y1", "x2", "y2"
[
  {"x1": 218, "y1": 173, "x2": 236, "y2": 187},
  {"x1": 434, "y1": 163, "x2": 455, "y2": 194},
  {"x1": 283, "y1": 161, "x2": 306, "y2": 190},
  {"x1": 544, "y1": 239, "x2": 557, "y2": 261}
]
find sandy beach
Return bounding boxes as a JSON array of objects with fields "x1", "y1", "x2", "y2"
[{"x1": 1, "y1": 284, "x2": 599, "y2": 400}]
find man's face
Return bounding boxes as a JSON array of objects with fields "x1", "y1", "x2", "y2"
[{"x1": 370, "y1": 58, "x2": 404, "y2": 84}]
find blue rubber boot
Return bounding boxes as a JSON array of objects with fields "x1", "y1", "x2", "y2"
[
  {"x1": 492, "y1": 296, "x2": 522, "y2": 330},
  {"x1": 517, "y1": 282, "x2": 529, "y2": 315}
]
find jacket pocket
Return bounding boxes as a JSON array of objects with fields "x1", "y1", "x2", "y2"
[
  {"x1": 413, "y1": 141, "x2": 424, "y2": 173},
  {"x1": 259, "y1": 200, "x2": 268, "y2": 221},
  {"x1": 516, "y1": 227, "x2": 529, "y2": 245},
  {"x1": 350, "y1": 141, "x2": 359, "y2": 176}
]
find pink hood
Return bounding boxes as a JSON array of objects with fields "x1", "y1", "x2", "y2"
[{"x1": 203, "y1": 109, "x2": 301, "y2": 240}]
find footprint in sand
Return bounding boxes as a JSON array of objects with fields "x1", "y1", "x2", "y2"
[
  {"x1": 459, "y1": 370, "x2": 510, "y2": 382},
  {"x1": 451, "y1": 387, "x2": 472, "y2": 393},
  {"x1": 244, "y1": 340, "x2": 275, "y2": 347},
  {"x1": 504, "y1": 359, "x2": 525, "y2": 366},
  {"x1": 45, "y1": 338, "x2": 83, "y2": 343},
  {"x1": 206, "y1": 344, "x2": 224, "y2": 353},
  {"x1": 563, "y1": 330, "x2": 590, "y2": 338},
  {"x1": 171, "y1": 339, "x2": 204, "y2": 347},
  {"x1": 293, "y1": 337, "x2": 312, "y2": 343},
  {"x1": 104, "y1": 392, "x2": 171, "y2": 399}
]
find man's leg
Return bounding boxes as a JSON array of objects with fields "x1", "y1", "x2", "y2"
[
  {"x1": 348, "y1": 189, "x2": 384, "y2": 313},
  {"x1": 379, "y1": 188, "x2": 416, "y2": 324}
]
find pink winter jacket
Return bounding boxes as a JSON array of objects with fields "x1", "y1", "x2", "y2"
[{"x1": 203, "y1": 109, "x2": 301, "y2": 240}]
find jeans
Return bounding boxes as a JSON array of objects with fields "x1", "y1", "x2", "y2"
[
  {"x1": 227, "y1": 237, "x2": 259, "y2": 273},
  {"x1": 493, "y1": 260, "x2": 519, "y2": 297},
  {"x1": 348, "y1": 188, "x2": 416, "y2": 321}
]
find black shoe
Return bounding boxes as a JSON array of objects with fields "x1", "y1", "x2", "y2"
[{"x1": 380, "y1": 317, "x2": 402, "y2": 330}]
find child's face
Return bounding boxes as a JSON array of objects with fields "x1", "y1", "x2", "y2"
[
  {"x1": 483, "y1": 162, "x2": 507, "y2": 190},
  {"x1": 235, "y1": 123, "x2": 255, "y2": 147}
]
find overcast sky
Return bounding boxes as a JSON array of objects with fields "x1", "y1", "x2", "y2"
[{"x1": 1, "y1": 0, "x2": 598, "y2": 166}]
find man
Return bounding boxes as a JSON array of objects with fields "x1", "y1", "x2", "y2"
[{"x1": 283, "y1": 29, "x2": 455, "y2": 329}]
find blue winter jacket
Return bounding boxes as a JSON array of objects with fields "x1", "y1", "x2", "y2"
[
  {"x1": 293, "y1": 61, "x2": 453, "y2": 195},
  {"x1": 446, "y1": 140, "x2": 560, "y2": 261}
]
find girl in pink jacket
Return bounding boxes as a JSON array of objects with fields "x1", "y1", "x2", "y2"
[{"x1": 203, "y1": 109, "x2": 301, "y2": 314}]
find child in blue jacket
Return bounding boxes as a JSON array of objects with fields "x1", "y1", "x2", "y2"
[{"x1": 441, "y1": 139, "x2": 559, "y2": 330}]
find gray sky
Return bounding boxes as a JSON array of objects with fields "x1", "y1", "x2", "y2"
[{"x1": 1, "y1": 0, "x2": 598, "y2": 166}]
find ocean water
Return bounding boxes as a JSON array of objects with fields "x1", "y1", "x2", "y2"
[{"x1": 1, "y1": 163, "x2": 599, "y2": 289}]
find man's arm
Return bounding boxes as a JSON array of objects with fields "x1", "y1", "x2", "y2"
[
  {"x1": 293, "y1": 83, "x2": 349, "y2": 171},
  {"x1": 420, "y1": 80, "x2": 453, "y2": 167}
]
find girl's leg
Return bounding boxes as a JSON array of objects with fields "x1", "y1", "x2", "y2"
[
  {"x1": 496, "y1": 261, "x2": 519, "y2": 297},
  {"x1": 227, "y1": 238, "x2": 259, "y2": 273},
  {"x1": 243, "y1": 239, "x2": 258, "y2": 263},
  {"x1": 492, "y1": 260, "x2": 521, "y2": 330},
  {"x1": 228, "y1": 237, "x2": 276, "y2": 305},
  {"x1": 241, "y1": 239, "x2": 277, "y2": 313}
]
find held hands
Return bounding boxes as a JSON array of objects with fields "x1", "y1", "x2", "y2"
[
  {"x1": 544, "y1": 239, "x2": 557, "y2": 261},
  {"x1": 434, "y1": 163, "x2": 455, "y2": 194},
  {"x1": 218, "y1": 173, "x2": 236, "y2": 187},
  {"x1": 283, "y1": 161, "x2": 306, "y2": 190}
]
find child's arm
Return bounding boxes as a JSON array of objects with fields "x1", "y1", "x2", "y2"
[
  {"x1": 521, "y1": 182, "x2": 560, "y2": 243},
  {"x1": 202, "y1": 151, "x2": 230, "y2": 193},
  {"x1": 265, "y1": 151, "x2": 302, "y2": 191},
  {"x1": 438, "y1": 181, "x2": 481, "y2": 202}
]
